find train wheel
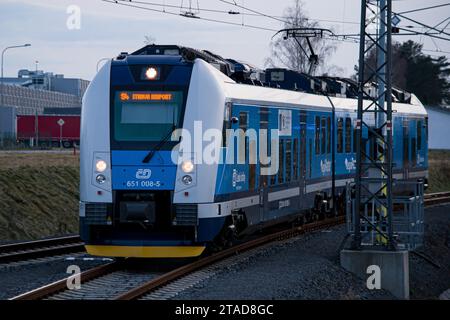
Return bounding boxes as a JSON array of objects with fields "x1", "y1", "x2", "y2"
[
  {"x1": 211, "y1": 218, "x2": 238, "y2": 251},
  {"x1": 305, "y1": 210, "x2": 314, "y2": 223},
  {"x1": 337, "y1": 191, "x2": 346, "y2": 216},
  {"x1": 298, "y1": 215, "x2": 306, "y2": 226}
]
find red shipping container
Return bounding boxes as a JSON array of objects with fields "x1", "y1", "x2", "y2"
[{"x1": 17, "y1": 115, "x2": 80, "y2": 147}]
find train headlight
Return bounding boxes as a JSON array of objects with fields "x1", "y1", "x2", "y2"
[
  {"x1": 182, "y1": 175, "x2": 193, "y2": 185},
  {"x1": 145, "y1": 67, "x2": 158, "y2": 80},
  {"x1": 181, "y1": 160, "x2": 194, "y2": 173},
  {"x1": 96, "y1": 174, "x2": 106, "y2": 184},
  {"x1": 95, "y1": 160, "x2": 107, "y2": 172}
]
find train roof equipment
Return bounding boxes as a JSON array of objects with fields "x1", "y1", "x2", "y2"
[{"x1": 115, "y1": 44, "x2": 417, "y2": 106}]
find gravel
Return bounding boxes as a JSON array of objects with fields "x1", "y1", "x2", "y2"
[
  {"x1": 410, "y1": 203, "x2": 450, "y2": 299},
  {"x1": 175, "y1": 204, "x2": 450, "y2": 300},
  {"x1": 0, "y1": 254, "x2": 109, "y2": 300},
  {"x1": 175, "y1": 226, "x2": 395, "y2": 300},
  {"x1": 1, "y1": 204, "x2": 448, "y2": 300}
]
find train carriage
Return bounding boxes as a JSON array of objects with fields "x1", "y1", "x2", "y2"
[{"x1": 79, "y1": 45, "x2": 428, "y2": 258}]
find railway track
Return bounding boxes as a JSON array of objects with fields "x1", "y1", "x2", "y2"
[
  {"x1": 11, "y1": 261, "x2": 167, "y2": 300},
  {"x1": 424, "y1": 191, "x2": 450, "y2": 206},
  {"x1": 9, "y1": 191, "x2": 450, "y2": 300},
  {"x1": 0, "y1": 235, "x2": 84, "y2": 264},
  {"x1": 11, "y1": 216, "x2": 344, "y2": 300}
]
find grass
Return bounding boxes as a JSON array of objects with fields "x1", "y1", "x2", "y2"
[
  {"x1": 428, "y1": 149, "x2": 450, "y2": 193},
  {"x1": 0, "y1": 152, "x2": 79, "y2": 242},
  {"x1": 0, "y1": 152, "x2": 79, "y2": 169}
]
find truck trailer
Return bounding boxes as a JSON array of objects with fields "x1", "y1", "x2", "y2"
[{"x1": 16, "y1": 115, "x2": 80, "y2": 148}]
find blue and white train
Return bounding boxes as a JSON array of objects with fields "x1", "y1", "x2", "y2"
[{"x1": 79, "y1": 45, "x2": 428, "y2": 258}]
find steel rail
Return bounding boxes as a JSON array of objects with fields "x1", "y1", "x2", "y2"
[
  {"x1": 10, "y1": 262, "x2": 119, "y2": 300},
  {"x1": 424, "y1": 191, "x2": 450, "y2": 200},
  {"x1": 424, "y1": 192, "x2": 450, "y2": 206},
  {"x1": 115, "y1": 216, "x2": 345, "y2": 300},
  {"x1": 0, "y1": 235, "x2": 81, "y2": 252},
  {"x1": 0, "y1": 235, "x2": 84, "y2": 264},
  {"x1": 10, "y1": 217, "x2": 343, "y2": 301}
]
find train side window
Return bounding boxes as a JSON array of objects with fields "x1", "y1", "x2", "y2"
[
  {"x1": 417, "y1": 120, "x2": 422, "y2": 150},
  {"x1": 238, "y1": 112, "x2": 248, "y2": 164},
  {"x1": 270, "y1": 134, "x2": 280, "y2": 186},
  {"x1": 300, "y1": 113, "x2": 307, "y2": 124},
  {"x1": 345, "y1": 117, "x2": 351, "y2": 153},
  {"x1": 270, "y1": 168, "x2": 277, "y2": 185},
  {"x1": 315, "y1": 116, "x2": 320, "y2": 155},
  {"x1": 309, "y1": 139, "x2": 312, "y2": 179},
  {"x1": 403, "y1": 121, "x2": 409, "y2": 168},
  {"x1": 249, "y1": 138, "x2": 256, "y2": 190},
  {"x1": 278, "y1": 140, "x2": 285, "y2": 184},
  {"x1": 239, "y1": 112, "x2": 248, "y2": 130},
  {"x1": 260, "y1": 108, "x2": 269, "y2": 187},
  {"x1": 411, "y1": 138, "x2": 417, "y2": 167},
  {"x1": 293, "y1": 138, "x2": 299, "y2": 181},
  {"x1": 337, "y1": 118, "x2": 343, "y2": 153},
  {"x1": 321, "y1": 117, "x2": 326, "y2": 154},
  {"x1": 353, "y1": 127, "x2": 357, "y2": 153},
  {"x1": 326, "y1": 117, "x2": 331, "y2": 154},
  {"x1": 222, "y1": 103, "x2": 232, "y2": 147},
  {"x1": 286, "y1": 139, "x2": 292, "y2": 182},
  {"x1": 249, "y1": 163, "x2": 256, "y2": 190}
]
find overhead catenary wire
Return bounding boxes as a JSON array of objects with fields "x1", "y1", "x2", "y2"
[
  {"x1": 115, "y1": 0, "x2": 370, "y2": 26},
  {"x1": 105, "y1": 0, "x2": 371, "y2": 44},
  {"x1": 109, "y1": 0, "x2": 450, "y2": 32},
  {"x1": 218, "y1": 0, "x2": 290, "y2": 25},
  {"x1": 219, "y1": 0, "x2": 450, "y2": 45},
  {"x1": 422, "y1": 49, "x2": 450, "y2": 55},
  {"x1": 104, "y1": 0, "x2": 363, "y2": 35},
  {"x1": 394, "y1": 27, "x2": 450, "y2": 42},
  {"x1": 392, "y1": 12, "x2": 450, "y2": 38},
  {"x1": 102, "y1": 0, "x2": 278, "y2": 31},
  {"x1": 396, "y1": 2, "x2": 450, "y2": 15},
  {"x1": 103, "y1": 0, "x2": 450, "y2": 55},
  {"x1": 114, "y1": 0, "x2": 267, "y2": 17}
]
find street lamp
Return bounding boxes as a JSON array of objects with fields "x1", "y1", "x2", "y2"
[{"x1": 1, "y1": 43, "x2": 31, "y2": 107}]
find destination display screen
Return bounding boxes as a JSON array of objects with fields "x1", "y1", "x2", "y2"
[
  {"x1": 113, "y1": 91, "x2": 183, "y2": 142},
  {"x1": 119, "y1": 91, "x2": 173, "y2": 102}
]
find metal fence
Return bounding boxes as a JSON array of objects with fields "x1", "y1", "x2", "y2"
[
  {"x1": 346, "y1": 180, "x2": 424, "y2": 250},
  {"x1": 0, "y1": 132, "x2": 31, "y2": 149},
  {"x1": 0, "y1": 132, "x2": 80, "y2": 150}
]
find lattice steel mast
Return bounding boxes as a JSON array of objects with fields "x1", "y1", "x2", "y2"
[{"x1": 353, "y1": 0, "x2": 395, "y2": 250}]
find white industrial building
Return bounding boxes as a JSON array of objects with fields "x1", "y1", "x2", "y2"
[
  {"x1": 0, "y1": 69, "x2": 88, "y2": 142},
  {"x1": 425, "y1": 106, "x2": 450, "y2": 150}
]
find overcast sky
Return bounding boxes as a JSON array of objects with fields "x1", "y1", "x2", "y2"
[{"x1": 1, "y1": 0, "x2": 449, "y2": 80}]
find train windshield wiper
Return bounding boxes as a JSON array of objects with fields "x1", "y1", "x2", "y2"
[{"x1": 142, "y1": 125, "x2": 175, "y2": 163}]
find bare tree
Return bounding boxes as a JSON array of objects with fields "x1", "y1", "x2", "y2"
[
  {"x1": 144, "y1": 35, "x2": 156, "y2": 45},
  {"x1": 265, "y1": 0, "x2": 336, "y2": 75}
]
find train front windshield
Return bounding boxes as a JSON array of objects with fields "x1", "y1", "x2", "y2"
[{"x1": 113, "y1": 91, "x2": 183, "y2": 142}]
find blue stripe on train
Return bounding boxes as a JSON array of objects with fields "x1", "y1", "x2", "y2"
[{"x1": 111, "y1": 150, "x2": 177, "y2": 190}]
